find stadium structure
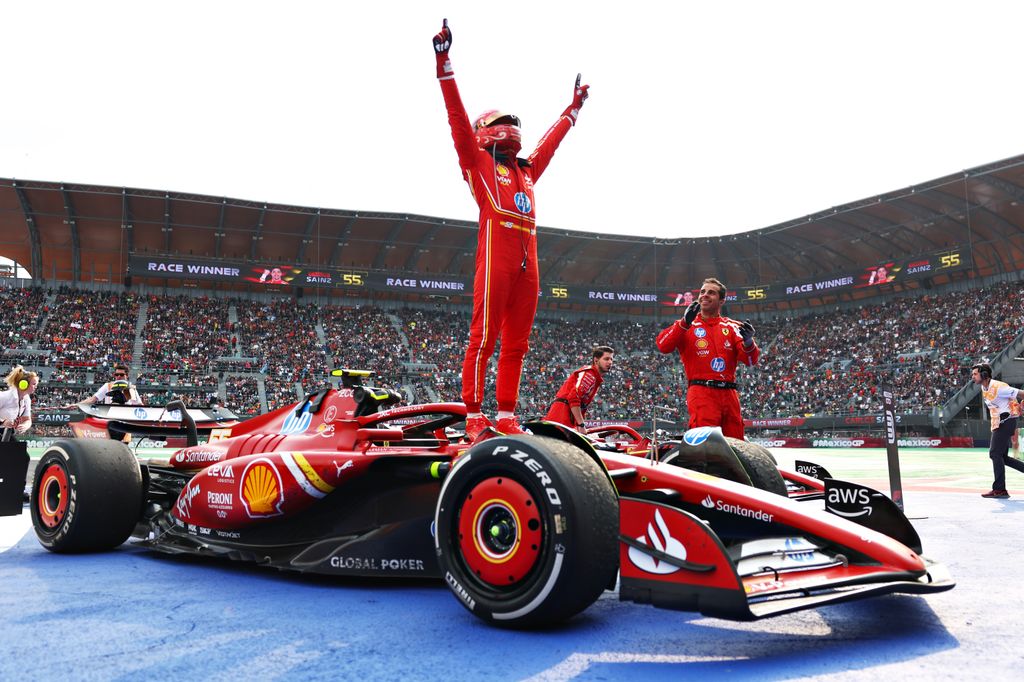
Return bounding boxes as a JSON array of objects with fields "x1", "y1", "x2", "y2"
[{"x1": 3, "y1": 153, "x2": 1024, "y2": 447}]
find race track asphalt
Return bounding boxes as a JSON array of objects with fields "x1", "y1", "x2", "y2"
[{"x1": 1, "y1": 447, "x2": 1021, "y2": 680}]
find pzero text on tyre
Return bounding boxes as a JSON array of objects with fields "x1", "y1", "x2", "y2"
[
  {"x1": 30, "y1": 439, "x2": 143, "y2": 553},
  {"x1": 435, "y1": 435, "x2": 619, "y2": 628}
]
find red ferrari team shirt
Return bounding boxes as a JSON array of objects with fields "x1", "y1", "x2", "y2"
[
  {"x1": 548, "y1": 364, "x2": 602, "y2": 421},
  {"x1": 656, "y1": 315, "x2": 760, "y2": 382}
]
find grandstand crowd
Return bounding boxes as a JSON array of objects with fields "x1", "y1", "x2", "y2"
[{"x1": 3, "y1": 280, "x2": 1022, "y2": 437}]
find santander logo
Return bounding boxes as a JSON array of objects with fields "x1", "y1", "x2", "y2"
[{"x1": 627, "y1": 509, "x2": 686, "y2": 575}]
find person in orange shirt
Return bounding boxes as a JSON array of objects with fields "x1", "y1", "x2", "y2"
[{"x1": 972, "y1": 362, "x2": 1024, "y2": 498}]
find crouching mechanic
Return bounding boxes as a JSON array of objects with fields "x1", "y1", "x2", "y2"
[
  {"x1": 545, "y1": 346, "x2": 614, "y2": 429},
  {"x1": 433, "y1": 18, "x2": 589, "y2": 440},
  {"x1": 972, "y1": 362, "x2": 1024, "y2": 498},
  {"x1": 656, "y1": 277, "x2": 759, "y2": 440}
]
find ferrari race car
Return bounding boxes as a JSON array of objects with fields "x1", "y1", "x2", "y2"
[{"x1": 2, "y1": 370, "x2": 953, "y2": 629}]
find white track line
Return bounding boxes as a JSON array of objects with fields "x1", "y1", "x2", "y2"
[
  {"x1": 0, "y1": 512, "x2": 31, "y2": 553},
  {"x1": 522, "y1": 653, "x2": 746, "y2": 681}
]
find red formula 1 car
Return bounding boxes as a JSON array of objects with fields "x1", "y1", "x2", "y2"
[{"x1": 2, "y1": 370, "x2": 953, "y2": 628}]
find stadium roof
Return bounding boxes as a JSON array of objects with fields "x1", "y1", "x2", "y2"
[{"x1": 3, "y1": 153, "x2": 1024, "y2": 311}]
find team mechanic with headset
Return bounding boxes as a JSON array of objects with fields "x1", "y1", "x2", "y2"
[
  {"x1": 433, "y1": 18, "x2": 589, "y2": 439},
  {"x1": 972, "y1": 362, "x2": 1024, "y2": 498},
  {"x1": 0, "y1": 365, "x2": 38, "y2": 439}
]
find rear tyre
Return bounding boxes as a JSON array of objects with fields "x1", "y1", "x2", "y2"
[
  {"x1": 435, "y1": 436, "x2": 619, "y2": 628},
  {"x1": 31, "y1": 439, "x2": 143, "y2": 552},
  {"x1": 726, "y1": 437, "x2": 787, "y2": 496}
]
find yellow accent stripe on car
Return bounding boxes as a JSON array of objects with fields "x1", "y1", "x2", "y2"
[
  {"x1": 293, "y1": 453, "x2": 335, "y2": 494},
  {"x1": 281, "y1": 452, "x2": 333, "y2": 499}
]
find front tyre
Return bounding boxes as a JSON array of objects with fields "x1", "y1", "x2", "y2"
[
  {"x1": 435, "y1": 436, "x2": 618, "y2": 628},
  {"x1": 31, "y1": 439, "x2": 143, "y2": 552},
  {"x1": 726, "y1": 437, "x2": 787, "y2": 496}
]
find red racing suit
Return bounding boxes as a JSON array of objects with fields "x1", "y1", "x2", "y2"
[
  {"x1": 438, "y1": 75, "x2": 574, "y2": 413},
  {"x1": 544, "y1": 364, "x2": 603, "y2": 428},
  {"x1": 656, "y1": 315, "x2": 760, "y2": 439}
]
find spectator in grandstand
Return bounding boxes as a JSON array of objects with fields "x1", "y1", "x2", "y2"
[
  {"x1": 544, "y1": 346, "x2": 614, "y2": 429},
  {"x1": 63, "y1": 363, "x2": 142, "y2": 408},
  {"x1": 972, "y1": 363, "x2": 1024, "y2": 498},
  {"x1": 0, "y1": 365, "x2": 38, "y2": 437},
  {"x1": 432, "y1": 18, "x2": 590, "y2": 439},
  {"x1": 656, "y1": 278, "x2": 760, "y2": 440}
]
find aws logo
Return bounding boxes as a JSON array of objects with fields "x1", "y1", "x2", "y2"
[
  {"x1": 825, "y1": 485, "x2": 880, "y2": 519},
  {"x1": 627, "y1": 509, "x2": 686, "y2": 575}
]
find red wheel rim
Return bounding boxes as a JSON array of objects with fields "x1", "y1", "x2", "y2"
[
  {"x1": 37, "y1": 463, "x2": 69, "y2": 530},
  {"x1": 457, "y1": 477, "x2": 543, "y2": 586}
]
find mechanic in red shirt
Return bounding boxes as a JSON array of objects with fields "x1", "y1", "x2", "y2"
[
  {"x1": 433, "y1": 19, "x2": 589, "y2": 439},
  {"x1": 656, "y1": 277, "x2": 759, "y2": 440},
  {"x1": 545, "y1": 346, "x2": 614, "y2": 429}
]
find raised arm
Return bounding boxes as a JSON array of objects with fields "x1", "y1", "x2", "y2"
[
  {"x1": 433, "y1": 19, "x2": 478, "y2": 168},
  {"x1": 528, "y1": 74, "x2": 590, "y2": 180}
]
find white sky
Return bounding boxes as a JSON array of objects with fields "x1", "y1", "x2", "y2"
[{"x1": 3, "y1": 1, "x2": 1023, "y2": 239}]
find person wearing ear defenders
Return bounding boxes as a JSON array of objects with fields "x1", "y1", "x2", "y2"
[
  {"x1": 0, "y1": 365, "x2": 38, "y2": 436},
  {"x1": 972, "y1": 362, "x2": 1024, "y2": 498},
  {"x1": 432, "y1": 18, "x2": 589, "y2": 440}
]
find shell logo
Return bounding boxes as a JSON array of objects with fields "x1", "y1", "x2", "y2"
[
  {"x1": 696, "y1": 339, "x2": 708, "y2": 349},
  {"x1": 496, "y1": 164, "x2": 510, "y2": 177},
  {"x1": 241, "y1": 458, "x2": 284, "y2": 518}
]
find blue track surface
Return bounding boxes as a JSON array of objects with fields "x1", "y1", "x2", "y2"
[{"x1": 1, "y1": 452, "x2": 1022, "y2": 679}]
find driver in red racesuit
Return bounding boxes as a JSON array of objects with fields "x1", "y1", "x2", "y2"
[
  {"x1": 545, "y1": 346, "x2": 614, "y2": 429},
  {"x1": 433, "y1": 19, "x2": 589, "y2": 439},
  {"x1": 656, "y1": 277, "x2": 760, "y2": 440}
]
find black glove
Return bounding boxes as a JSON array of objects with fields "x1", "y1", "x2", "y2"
[
  {"x1": 682, "y1": 301, "x2": 700, "y2": 328},
  {"x1": 433, "y1": 18, "x2": 452, "y2": 53},
  {"x1": 562, "y1": 74, "x2": 590, "y2": 125},
  {"x1": 739, "y1": 321, "x2": 755, "y2": 345},
  {"x1": 433, "y1": 19, "x2": 453, "y2": 78}
]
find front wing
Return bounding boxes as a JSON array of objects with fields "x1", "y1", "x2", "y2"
[{"x1": 617, "y1": 496, "x2": 953, "y2": 621}]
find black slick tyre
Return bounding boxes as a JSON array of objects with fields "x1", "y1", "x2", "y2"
[
  {"x1": 725, "y1": 437, "x2": 787, "y2": 496},
  {"x1": 435, "y1": 435, "x2": 619, "y2": 628},
  {"x1": 31, "y1": 439, "x2": 143, "y2": 552}
]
